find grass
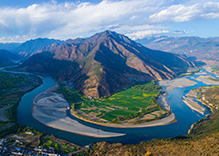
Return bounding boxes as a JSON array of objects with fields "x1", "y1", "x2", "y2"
[{"x1": 59, "y1": 81, "x2": 169, "y2": 123}]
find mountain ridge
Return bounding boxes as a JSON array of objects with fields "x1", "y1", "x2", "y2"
[
  {"x1": 137, "y1": 36, "x2": 219, "y2": 61},
  {"x1": 15, "y1": 38, "x2": 64, "y2": 58},
  {"x1": 20, "y1": 30, "x2": 195, "y2": 98}
]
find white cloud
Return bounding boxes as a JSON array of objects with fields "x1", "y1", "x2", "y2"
[
  {"x1": 149, "y1": 2, "x2": 219, "y2": 23},
  {"x1": 172, "y1": 30, "x2": 189, "y2": 35},
  {"x1": 0, "y1": 0, "x2": 219, "y2": 42},
  {"x1": 0, "y1": 0, "x2": 167, "y2": 42},
  {"x1": 130, "y1": 15, "x2": 137, "y2": 20},
  {"x1": 126, "y1": 30, "x2": 170, "y2": 40},
  {"x1": 0, "y1": 34, "x2": 37, "y2": 43}
]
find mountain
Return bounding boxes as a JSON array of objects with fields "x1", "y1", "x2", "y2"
[
  {"x1": 137, "y1": 36, "x2": 219, "y2": 61},
  {"x1": 0, "y1": 43, "x2": 21, "y2": 51},
  {"x1": 0, "y1": 49, "x2": 20, "y2": 67},
  {"x1": 20, "y1": 30, "x2": 195, "y2": 98},
  {"x1": 15, "y1": 38, "x2": 64, "y2": 57}
]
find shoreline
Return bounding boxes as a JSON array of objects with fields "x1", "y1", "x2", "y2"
[
  {"x1": 71, "y1": 91, "x2": 177, "y2": 128},
  {"x1": 182, "y1": 95, "x2": 206, "y2": 115},
  {"x1": 71, "y1": 111, "x2": 177, "y2": 128},
  {"x1": 32, "y1": 82, "x2": 177, "y2": 132},
  {"x1": 32, "y1": 85, "x2": 125, "y2": 138}
]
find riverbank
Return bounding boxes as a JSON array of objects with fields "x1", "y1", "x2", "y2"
[
  {"x1": 32, "y1": 84, "x2": 176, "y2": 130},
  {"x1": 32, "y1": 85, "x2": 125, "y2": 138},
  {"x1": 88, "y1": 85, "x2": 219, "y2": 156},
  {"x1": 71, "y1": 110, "x2": 176, "y2": 128},
  {"x1": 70, "y1": 90, "x2": 176, "y2": 128},
  {"x1": 159, "y1": 77, "x2": 197, "y2": 92},
  {"x1": 182, "y1": 96, "x2": 205, "y2": 115},
  {"x1": 0, "y1": 70, "x2": 42, "y2": 135}
]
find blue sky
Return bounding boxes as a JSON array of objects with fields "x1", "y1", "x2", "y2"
[{"x1": 0, "y1": 0, "x2": 219, "y2": 42}]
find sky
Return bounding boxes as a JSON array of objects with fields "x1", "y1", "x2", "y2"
[{"x1": 0, "y1": 0, "x2": 219, "y2": 43}]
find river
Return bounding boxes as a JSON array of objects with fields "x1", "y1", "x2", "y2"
[{"x1": 15, "y1": 67, "x2": 218, "y2": 146}]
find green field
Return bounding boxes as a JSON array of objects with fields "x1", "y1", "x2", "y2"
[
  {"x1": 59, "y1": 81, "x2": 169, "y2": 124},
  {"x1": 87, "y1": 86, "x2": 219, "y2": 156},
  {"x1": 212, "y1": 65, "x2": 219, "y2": 72}
]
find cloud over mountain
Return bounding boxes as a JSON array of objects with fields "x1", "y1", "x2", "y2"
[{"x1": 0, "y1": 0, "x2": 219, "y2": 42}]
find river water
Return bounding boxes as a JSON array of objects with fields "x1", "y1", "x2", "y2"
[{"x1": 16, "y1": 67, "x2": 217, "y2": 146}]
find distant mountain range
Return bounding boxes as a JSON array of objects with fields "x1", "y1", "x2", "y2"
[
  {"x1": 0, "y1": 43, "x2": 21, "y2": 51},
  {"x1": 0, "y1": 38, "x2": 64, "y2": 67},
  {"x1": 20, "y1": 30, "x2": 194, "y2": 98},
  {"x1": 14, "y1": 38, "x2": 64, "y2": 57},
  {"x1": 137, "y1": 36, "x2": 219, "y2": 61}
]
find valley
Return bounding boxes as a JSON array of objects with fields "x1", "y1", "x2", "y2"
[
  {"x1": 15, "y1": 64, "x2": 219, "y2": 145},
  {"x1": 1, "y1": 1, "x2": 219, "y2": 155},
  {"x1": 0, "y1": 30, "x2": 219, "y2": 155}
]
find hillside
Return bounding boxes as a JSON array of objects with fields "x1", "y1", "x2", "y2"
[
  {"x1": 137, "y1": 36, "x2": 219, "y2": 61},
  {"x1": 20, "y1": 30, "x2": 195, "y2": 98}
]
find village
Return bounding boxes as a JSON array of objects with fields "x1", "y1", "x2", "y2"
[{"x1": 0, "y1": 129, "x2": 89, "y2": 156}]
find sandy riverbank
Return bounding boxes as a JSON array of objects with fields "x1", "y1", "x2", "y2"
[
  {"x1": 32, "y1": 84, "x2": 176, "y2": 131},
  {"x1": 71, "y1": 111, "x2": 176, "y2": 128},
  {"x1": 195, "y1": 75, "x2": 219, "y2": 85},
  {"x1": 32, "y1": 86, "x2": 125, "y2": 138},
  {"x1": 159, "y1": 77, "x2": 197, "y2": 92},
  {"x1": 182, "y1": 96, "x2": 205, "y2": 115}
]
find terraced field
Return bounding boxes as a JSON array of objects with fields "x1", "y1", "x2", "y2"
[{"x1": 59, "y1": 81, "x2": 169, "y2": 124}]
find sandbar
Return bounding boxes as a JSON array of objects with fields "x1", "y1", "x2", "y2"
[
  {"x1": 195, "y1": 75, "x2": 219, "y2": 85},
  {"x1": 32, "y1": 86, "x2": 125, "y2": 138},
  {"x1": 32, "y1": 84, "x2": 176, "y2": 131},
  {"x1": 159, "y1": 77, "x2": 197, "y2": 92},
  {"x1": 182, "y1": 96, "x2": 205, "y2": 115}
]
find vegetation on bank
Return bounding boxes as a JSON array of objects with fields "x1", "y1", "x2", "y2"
[
  {"x1": 57, "y1": 81, "x2": 170, "y2": 124},
  {"x1": 0, "y1": 71, "x2": 86, "y2": 155},
  {"x1": 212, "y1": 65, "x2": 219, "y2": 72},
  {"x1": 0, "y1": 71, "x2": 42, "y2": 134},
  {"x1": 211, "y1": 65, "x2": 219, "y2": 77},
  {"x1": 178, "y1": 67, "x2": 200, "y2": 77},
  {"x1": 87, "y1": 86, "x2": 219, "y2": 156},
  {"x1": 208, "y1": 77, "x2": 219, "y2": 81}
]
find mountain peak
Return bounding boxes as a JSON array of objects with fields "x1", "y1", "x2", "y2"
[{"x1": 22, "y1": 30, "x2": 195, "y2": 98}]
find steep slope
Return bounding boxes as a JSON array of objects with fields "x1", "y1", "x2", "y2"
[
  {"x1": 21, "y1": 30, "x2": 194, "y2": 98},
  {"x1": 137, "y1": 36, "x2": 219, "y2": 61},
  {"x1": 15, "y1": 38, "x2": 64, "y2": 57}
]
